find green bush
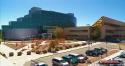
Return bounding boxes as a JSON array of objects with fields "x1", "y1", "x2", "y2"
[
  {"x1": 27, "y1": 51, "x2": 31, "y2": 55},
  {"x1": 17, "y1": 52, "x2": 22, "y2": 56},
  {"x1": 42, "y1": 50, "x2": 47, "y2": 54},
  {"x1": 9, "y1": 52, "x2": 14, "y2": 57},
  {"x1": 35, "y1": 51, "x2": 41, "y2": 54}
]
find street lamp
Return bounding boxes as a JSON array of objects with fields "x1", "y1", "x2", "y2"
[
  {"x1": 87, "y1": 24, "x2": 91, "y2": 50},
  {"x1": 105, "y1": 38, "x2": 108, "y2": 56},
  {"x1": 117, "y1": 38, "x2": 121, "y2": 50},
  {"x1": 105, "y1": 36, "x2": 107, "y2": 49}
]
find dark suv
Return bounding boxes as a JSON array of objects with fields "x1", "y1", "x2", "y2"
[
  {"x1": 62, "y1": 55, "x2": 78, "y2": 66},
  {"x1": 68, "y1": 53, "x2": 88, "y2": 63},
  {"x1": 94, "y1": 48, "x2": 107, "y2": 55},
  {"x1": 86, "y1": 48, "x2": 107, "y2": 56}
]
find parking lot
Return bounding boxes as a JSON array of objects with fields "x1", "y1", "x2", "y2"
[
  {"x1": 24, "y1": 42, "x2": 123, "y2": 66},
  {"x1": 78, "y1": 49, "x2": 118, "y2": 66}
]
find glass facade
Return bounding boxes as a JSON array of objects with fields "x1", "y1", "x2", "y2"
[
  {"x1": 2, "y1": 7, "x2": 77, "y2": 40},
  {"x1": 5, "y1": 7, "x2": 76, "y2": 28}
]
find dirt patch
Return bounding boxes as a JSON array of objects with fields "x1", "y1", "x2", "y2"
[
  {"x1": 117, "y1": 43, "x2": 125, "y2": 46},
  {"x1": 77, "y1": 64, "x2": 88, "y2": 66},
  {"x1": 5, "y1": 43, "x2": 26, "y2": 50}
]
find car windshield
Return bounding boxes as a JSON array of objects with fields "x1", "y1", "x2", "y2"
[
  {"x1": 37, "y1": 64, "x2": 47, "y2": 66},
  {"x1": 121, "y1": 52, "x2": 125, "y2": 55},
  {"x1": 64, "y1": 55, "x2": 72, "y2": 58},
  {"x1": 69, "y1": 54, "x2": 79, "y2": 58},
  {"x1": 59, "y1": 60, "x2": 66, "y2": 63},
  {"x1": 95, "y1": 48, "x2": 101, "y2": 50},
  {"x1": 63, "y1": 57, "x2": 71, "y2": 60},
  {"x1": 78, "y1": 54, "x2": 84, "y2": 56}
]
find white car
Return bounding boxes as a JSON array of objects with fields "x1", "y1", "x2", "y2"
[
  {"x1": 30, "y1": 60, "x2": 48, "y2": 66},
  {"x1": 52, "y1": 57, "x2": 69, "y2": 66},
  {"x1": 35, "y1": 62, "x2": 48, "y2": 66}
]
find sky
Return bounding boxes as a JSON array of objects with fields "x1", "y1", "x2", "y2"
[{"x1": 0, "y1": 0, "x2": 125, "y2": 29}]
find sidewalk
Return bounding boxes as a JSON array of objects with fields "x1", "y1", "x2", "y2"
[
  {"x1": 0, "y1": 55, "x2": 15, "y2": 66},
  {"x1": 7, "y1": 53, "x2": 53, "y2": 66},
  {"x1": 0, "y1": 44, "x2": 16, "y2": 56}
]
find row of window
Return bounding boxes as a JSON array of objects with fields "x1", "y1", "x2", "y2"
[
  {"x1": 112, "y1": 35, "x2": 125, "y2": 37},
  {"x1": 104, "y1": 22, "x2": 120, "y2": 27},
  {"x1": 106, "y1": 30, "x2": 114, "y2": 33},
  {"x1": 106, "y1": 30, "x2": 125, "y2": 33},
  {"x1": 70, "y1": 30, "x2": 88, "y2": 32},
  {"x1": 66, "y1": 35, "x2": 88, "y2": 37}
]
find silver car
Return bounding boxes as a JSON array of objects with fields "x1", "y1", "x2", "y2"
[{"x1": 52, "y1": 57, "x2": 69, "y2": 66}]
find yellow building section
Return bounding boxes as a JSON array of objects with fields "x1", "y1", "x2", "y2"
[{"x1": 92, "y1": 16, "x2": 104, "y2": 28}]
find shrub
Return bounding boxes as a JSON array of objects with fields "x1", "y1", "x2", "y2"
[
  {"x1": 65, "y1": 46, "x2": 70, "y2": 49},
  {"x1": 47, "y1": 48, "x2": 51, "y2": 52},
  {"x1": 69, "y1": 46, "x2": 72, "y2": 48},
  {"x1": 31, "y1": 44, "x2": 35, "y2": 48},
  {"x1": 74, "y1": 44, "x2": 79, "y2": 47},
  {"x1": 77, "y1": 44, "x2": 80, "y2": 46},
  {"x1": 9, "y1": 52, "x2": 14, "y2": 57},
  {"x1": 59, "y1": 47, "x2": 63, "y2": 50},
  {"x1": 35, "y1": 51, "x2": 41, "y2": 54},
  {"x1": 42, "y1": 50, "x2": 47, "y2": 54},
  {"x1": 27, "y1": 51, "x2": 31, "y2": 55},
  {"x1": 2, "y1": 53, "x2": 7, "y2": 58},
  {"x1": 55, "y1": 48, "x2": 59, "y2": 51},
  {"x1": 51, "y1": 50, "x2": 56, "y2": 53},
  {"x1": 17, "y1": 52, "x2": 22, "y2": 56}
]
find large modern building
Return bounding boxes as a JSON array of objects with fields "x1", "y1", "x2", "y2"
[
  {"x1": 64, "y1": 16, "x2": 125, "y2": 41},
  {"x1": 2, "y1": 7, "x2": 77, "y2": 40},
  {"x1": 92, "y1": 16, "x2": 125, "y2": 41},
  {"x1": 64, "y1": 26, "x2": 90, "y2": 40},
  {"x1": 1, "y1": 7, "x2": 125, "y2": 41}
]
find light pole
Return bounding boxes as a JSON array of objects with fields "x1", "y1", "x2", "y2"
[
  {"x1": 117, "y1": 38, "x2": 121, "y2": 50},
  {"x1": 104, "y1": 38, "x2": 108, "y2": 56},
  {"x1": 87, "y1": 24, "x2": 91, "y2": 50},
  {"x1": 105, "y1": 37, "x2": 107, "y2": 49},
  {"x1": 118, "y1": 43, "x2": 121, "y2": 50}
]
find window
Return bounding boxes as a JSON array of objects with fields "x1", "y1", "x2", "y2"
[{"x1": 70, "y1": 30, "x2": 88, "y2": 32}]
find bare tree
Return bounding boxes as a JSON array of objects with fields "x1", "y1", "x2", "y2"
[{"x1": 48, "y1": 40, "x2": 59, "y2": 52}]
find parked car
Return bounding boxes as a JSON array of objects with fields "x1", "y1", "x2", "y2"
[
  {"x1": 119, "y1": 52, "x2": 125, "y2": 58},
  {"x1": 52, "y1": 57, "x2": 69, "y2": 66},
  {"x1": 62, "y1": 55, "x2": 78, "y2": 65},
  {"x1": 86, "y1": 48, "x2": 107, "y2": 56},
  {"x1": 68, "y1": 53, "x2": 88, "y2": 63},
  {"x1": 35, "y1": 62, "x2": 48, "y2": 66},
  {"x1": 86, "y1": 49, "x2": 100, "y2": 56},
  {"x1": 100, "y1": 48, "x2": 108, "y2": 54},
  {"x1": 99, "y1": 59, "x2": 124, "y2": 66},
  {"x1": 31, "y1": 61, "x2": 48, "y2": 66},
  {"x1": 113, "y1": 57, "x2": 123, "y2": 61},
  {"x1": 94, "y1": 48, "x2": 107, "y2": 55},
  {"x1": 86, "y1": 50, "x2": 94, "y2": 56}
]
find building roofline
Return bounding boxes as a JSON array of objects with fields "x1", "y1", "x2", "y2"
[{"x1": 92, "y1": 16, "x2": 125, "y2": 27}]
